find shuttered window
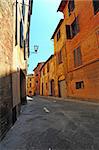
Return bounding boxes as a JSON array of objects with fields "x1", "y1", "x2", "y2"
[
  {"x1": 74, "y1": 46, "x2": 82, "y2": 67},
  {"x1": 68, "y1": 0, "x2": 75, "y2": 16},
  {"x1": 66, "y1": 17, "x2": 79, "y2": 39},
  {"x1": 15, "y1": 0, "x2": 18, "y2": 45},
  {"x1": 66, "y1": 25, "x2": 72, "y2": 39},
  {"x1": 57, "y1": 50, "x2": 62, "y2": 64},
  {"x1": 24, "y1": 40, "x2": 26, "y2": 60},
  {"x1": 57, "y1": 30, "x2": 61, "y2": 41},
  {"x1": 47, "y1": 63, "x2": 49, "y2": 72},
  {"x1": 20, "y1": 19, "x2": 24, "y2": 48},
  {"x1": 22, "y1": 0, "x2": 25, "y2": 21},
  {"x1": 71, "y1": 17, "x2": 79, "y2": 37},
  {"x1": 93, "y1": 0, "x2": 99, "y2": 15},
  {"x1": 30, "y1": 83, "x2": 31, "y2": 87},
  {"x1": 43, "y1": 68, "x2": 45, "y2": 75}
]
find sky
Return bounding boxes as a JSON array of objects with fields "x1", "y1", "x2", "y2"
[{"x1": 28, "y1": 0, "x2": 63, "y2": 74}]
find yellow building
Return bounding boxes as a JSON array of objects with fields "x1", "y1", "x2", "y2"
[
  {"x1": 40, "y1": 55, "x2": 55, "y2": 96},
  {"x1": 27, "y1": 74, "x2": 35, "y2": 97},
  {"x1": 51, "y1": 19, "x2": 67, "y2": 98},
  {"x1": 0, "y1": 0, "x2": 33, "y2": 140}
]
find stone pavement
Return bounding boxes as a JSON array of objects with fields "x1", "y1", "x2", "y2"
[{"x1": 0, "y1": 96, "x2": 99, "y2": 150}]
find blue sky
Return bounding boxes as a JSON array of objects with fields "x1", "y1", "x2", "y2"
[{"x1": 28, "y1": 0, "x2": 63, "y2": 74}]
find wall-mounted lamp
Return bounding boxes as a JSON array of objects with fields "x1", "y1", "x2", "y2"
[
  {"x1": 27, "y1": 45, "x2": 39, "y2": 67},
  {"x1": 31, "y1": 45, "x2": 39, "y2": 54}
]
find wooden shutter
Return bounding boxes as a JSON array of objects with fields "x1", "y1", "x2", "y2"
[
  {"x1": 74, "y1": 46, "x2": 82, "y2": 67},
  {"x1": 77, "y1": 47, "x2": 82, "y2": 66},
  {"x1": 66, "y1": 25, "x2": 72, "y2": 39},
  {"x1": 93, "y1": 0, "x2": 99, "y2": 14},
  {"x1": 74, "y1": 49, "x2": 77, "y2": 67},
  {"x1": 20, "y1": 20, "x2": 23, "y2": 48},
  {"x1": 15, "y1": 0, "x2": 18, "y2": 45},
  {"x1": 76, "y1": 17, "x2": 80, "y2": 33},
  {"x1": 24, "y1": 40, "x2": 26, "y2": 60}
]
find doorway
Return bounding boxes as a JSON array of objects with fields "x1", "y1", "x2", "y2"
[
  {"x1": 12, "y1": 106, "x2": 17, "y2": 125},
  {"x1": 50, "y1": 79, "x2": 55, "y2": 96},
  {"x1": 58, "y1": 80, "x2": 67, "y2": 98},
  {"x1": 20, "y1": 69, "x2": 26, "y2": 104}
]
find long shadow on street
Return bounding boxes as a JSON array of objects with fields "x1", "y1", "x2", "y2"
[{"x1": 0, "y1": 96, "x2": 99, "y2": 150}]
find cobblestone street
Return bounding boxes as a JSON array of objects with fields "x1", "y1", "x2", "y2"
[{"x1": 0, "y1": 96, "x2": 99, "y2": 150}]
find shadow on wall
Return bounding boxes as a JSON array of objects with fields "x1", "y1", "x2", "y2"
[{"x1": 0, "y1": 69, "x2": 26, "y2": 141}]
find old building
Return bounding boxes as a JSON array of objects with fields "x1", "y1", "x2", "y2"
[
  {"x1": 0, "y1": 0, "x2": 13, "y2": 140},
  {"x1": 0, "y1": 0, "x2": 33, "y2": 140},
  {"x1": 26, "y1": 74, "x2": 35, "y2": 96},
  {"x1": 33, "y1": 62, "x2": 44, "y2": 95},
  {"x1": 57, "y1": 0, "x2": 99, "y2": 100},
  {"x1": 51, "y1": 19, "x2": 67, "y2": 98},
  {"x1": 40, "y1": 55, "x2": 55, "y2": 96}
]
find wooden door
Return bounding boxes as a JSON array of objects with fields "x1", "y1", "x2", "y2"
[
  {"x1": 51, "y1": 79, "x2": 55, "y2": 96},
  {"x1": 58, "y1": 80, "x2": 67, "y2": 98}
]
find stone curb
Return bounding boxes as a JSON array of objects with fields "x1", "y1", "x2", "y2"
[{"x1": 38, "y1": 96, "x2": 99, "y2": 106}]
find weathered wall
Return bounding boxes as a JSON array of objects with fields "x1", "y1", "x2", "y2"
[
  {"x1": 63, "y1": 0, "x2": 99, "y2": 100},
  {"x1": 53, "y1": 20, "x2": 68, "y2": 97},
  {"x1": 0, "y1": 0, "x2": 13, "y2": 140},
  {"x1": 34, "y1": 63, "x2": 44, "y2": 95},
  {"x1": 40, "y1": 56, "x2": 55, "y2": 96},
  {"x1": 27, "y1": 75, "x2": 35, "y2": 96}
]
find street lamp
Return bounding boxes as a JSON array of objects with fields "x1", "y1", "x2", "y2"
[
  {"x1": 29, "y1": 45, "x2": 39, "y2": 54},
  {"x1": 27, "y1": 45, "x2": 39, "y2": 67},
  {"x1": 32, "y1": 45, "x2": 39, "y2": 53}
]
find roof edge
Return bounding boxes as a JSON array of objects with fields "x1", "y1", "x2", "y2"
[
  {"x1": 40, "y1": 55, "x2": 54, "y2": 71},
  {"x1": 51, "y1": 19, "x2": 64, "y2": 40},
  {"x1": 57, "y1": 0, "x2": 67, "y2": 12}
]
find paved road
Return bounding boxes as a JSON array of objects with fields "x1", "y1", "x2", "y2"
[{"x1": 0, "y1": 96, "x2": 99, "y2": 150}]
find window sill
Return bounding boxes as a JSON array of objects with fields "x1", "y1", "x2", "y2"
[{"x1": 69, "y1": 58, "x2": 99, "y2": 72}]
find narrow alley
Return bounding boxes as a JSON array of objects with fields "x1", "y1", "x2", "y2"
[{"x1": 0, "y1": 96, "x2": 99, "y2": 150}]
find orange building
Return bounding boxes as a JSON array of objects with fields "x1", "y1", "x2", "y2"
[
  {"x1": 40, "y1": 55, "x2": 55, "y2": 96},
  {"x1": 57, "y1": 0, "x2": 99, "y2": 101},
  {"x1": 33, "y1": 62, "x2": 44, "y2": 95},
  {"x1": 27, "y1": 74, "x2": 35, "y2": 97}
]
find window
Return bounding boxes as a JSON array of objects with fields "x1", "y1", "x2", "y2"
[
  {"x1": 76, "y1": 81, "x2": 84, "y2": 89},
  {"x1": 15, "y1": 0, "x2": 18, "y2": 45},
  {"x1": 71, "y1": 17, "x2": 79, "y2": 37},
  {"x1": 43, "y1": 68, "x2": 45, "y2": 75},
  {"x1": 30, "y1": 83, "x2": 31, "y2": 87},
  {"x1": 57, "y1": 30, "x2": 61, "y2": 41},
  {"x1": 26, "y1": 30, "x2": 29, "y2": 57},
  {"x1": 74, "y1": 46, "x2": 82, "y2": 67},
  {"x1": 93, "y1": 0, "x2": 99, "y2": 15},
  {"x1": 20, "y1": 19, "x2": 24, "y2": 48},
  {"x1": 24, "y1": 40, "x2": 26, "y2": 60},
  {"x1": 57, "y1": 50, "x2": 62, "y2": 64},
  {"x1": 66, "y1": 17, "x2": 79, "y2": 39},
  {"x1": 46, "y1": 83, "x2": 47, "y2": 89},
  {"x1": 22, "y1": 0, "x2": 25, "y2": 21},
  {"x1": 66, "y1": 25, "x2": 72, "y2": 39},
  {"x1": 47, "y1": 63, "x2": 49, "y2": 72},
  {"x1": 68, "y1": 0, "x2": 75, "y2": 16}
]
